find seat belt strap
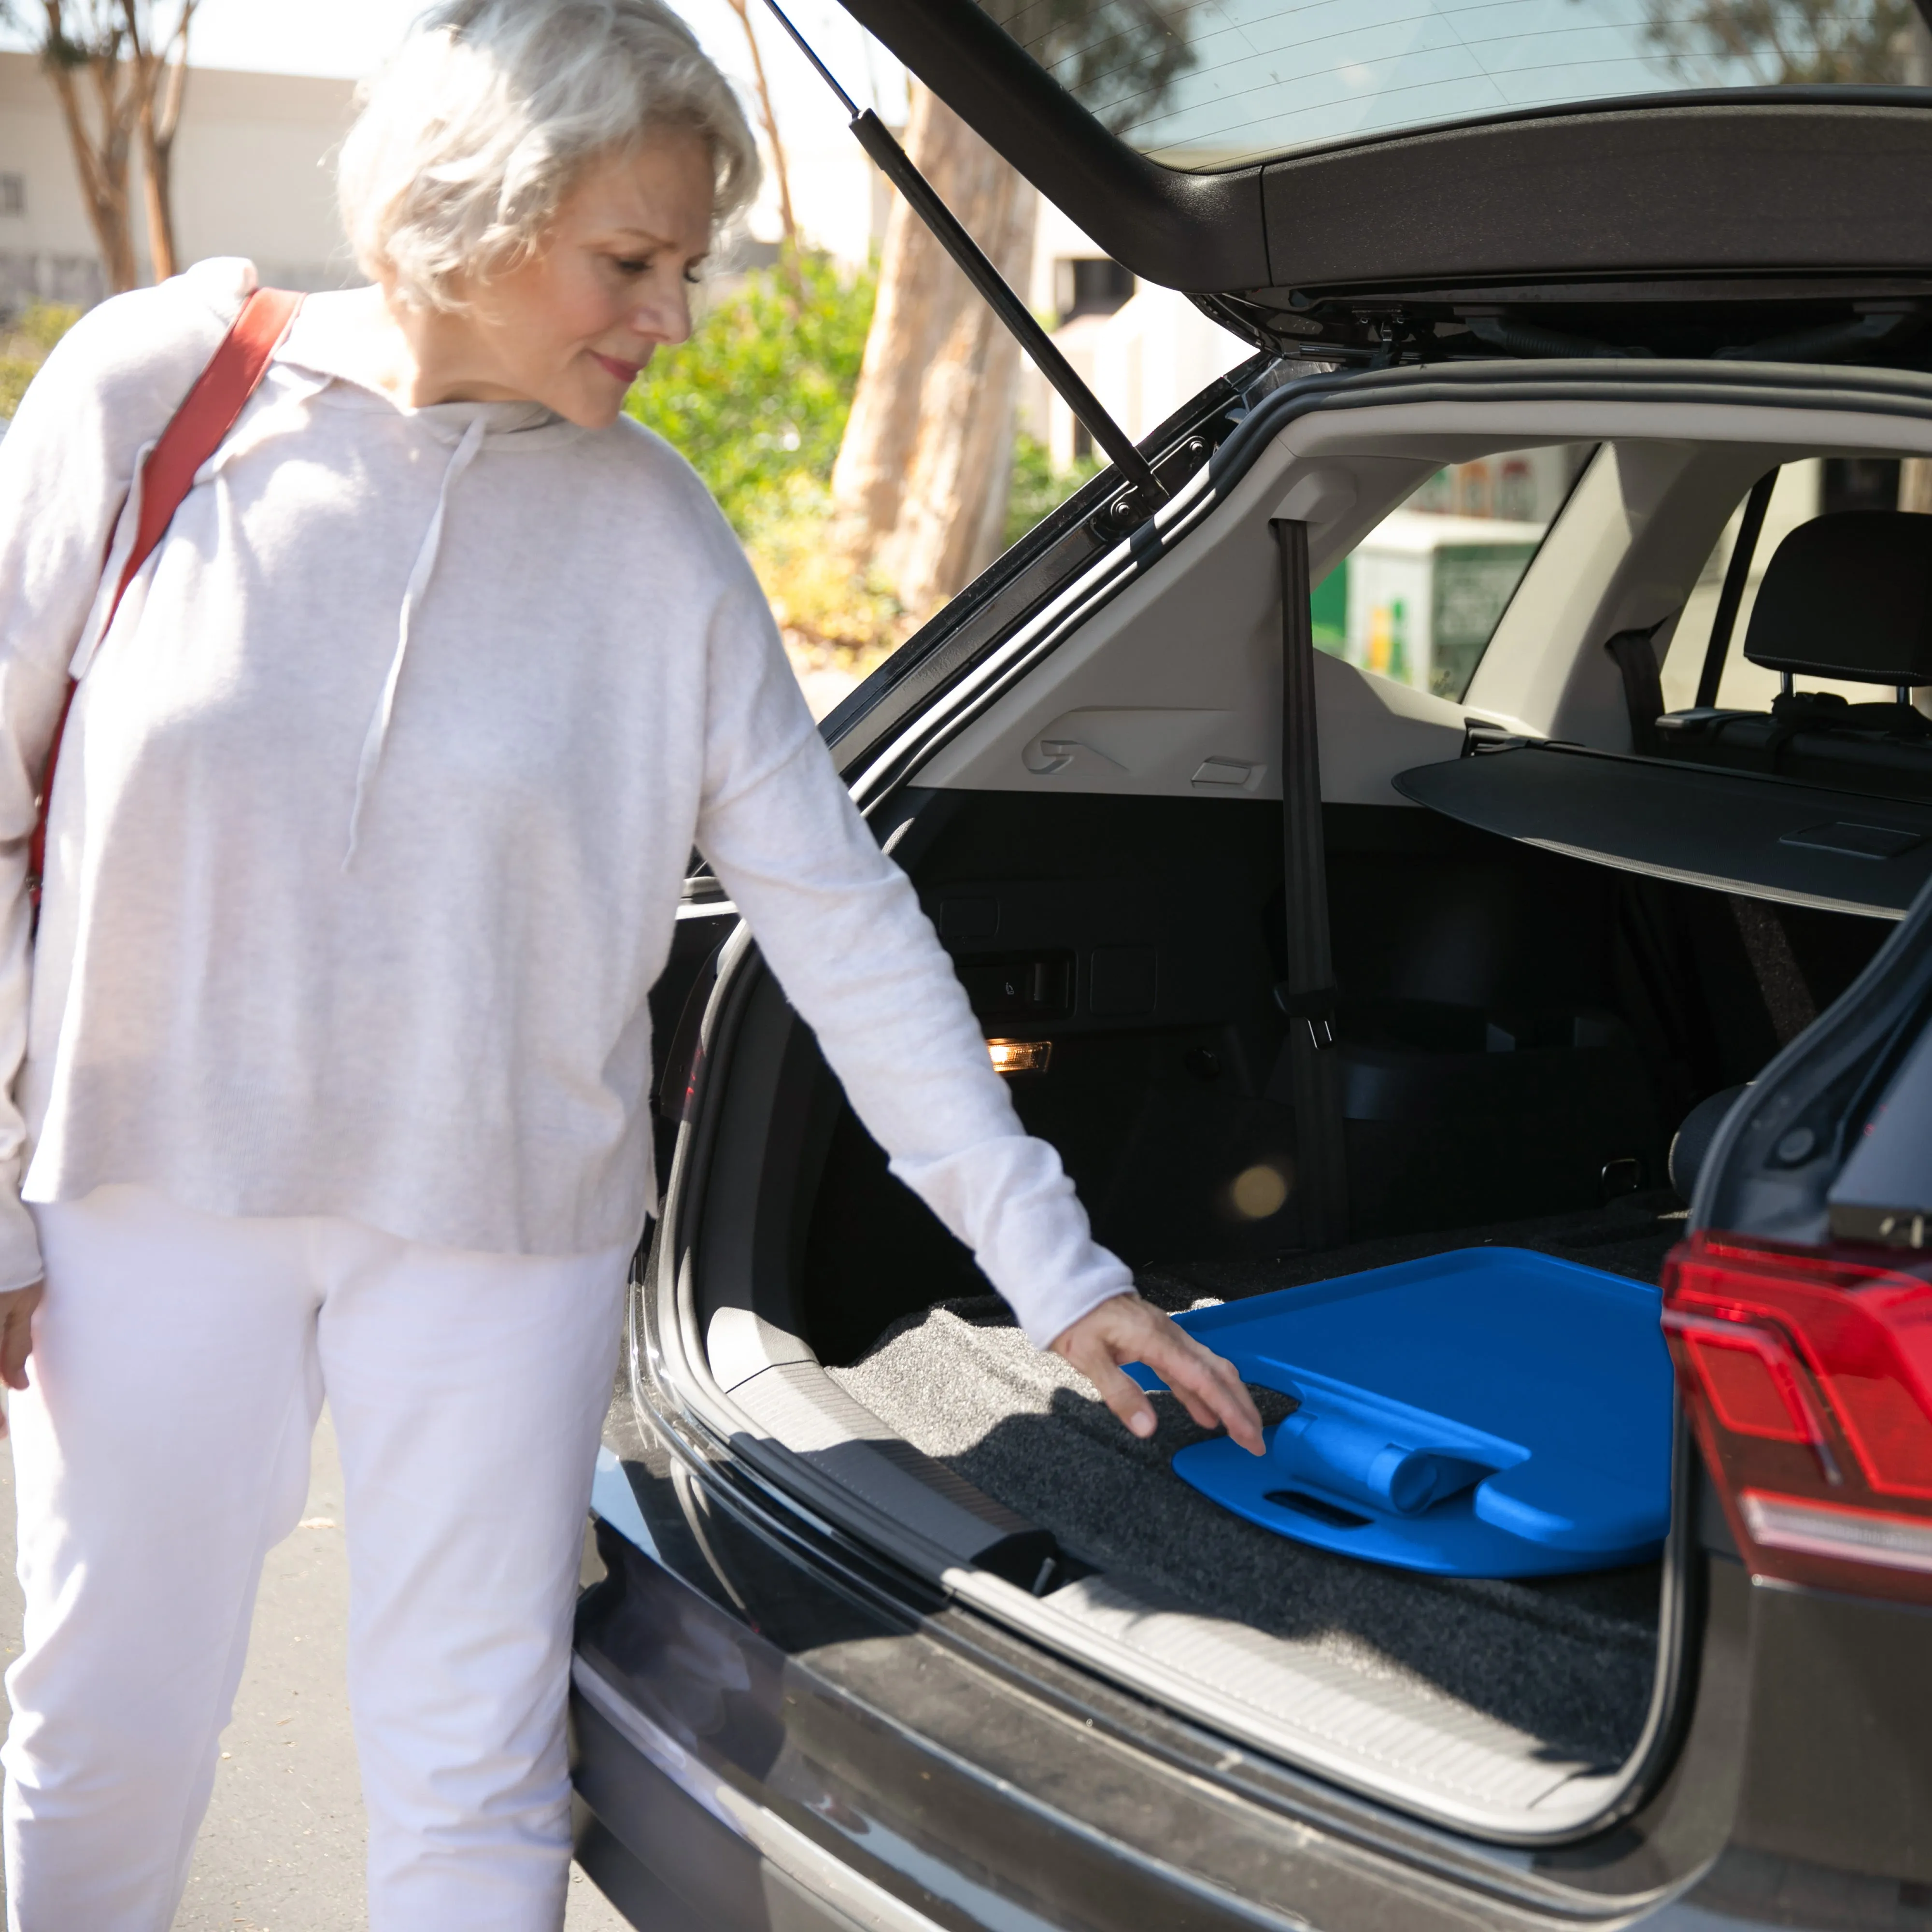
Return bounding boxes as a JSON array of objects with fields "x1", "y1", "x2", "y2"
[
  {"x1": 1604, "y1": 619, "x2": 1669, "y2": 757},
  {"x1": 31, "y1": 285, "x2": 303, "y2": 896},
  {"x1": 1273, "y1": 517, "x2": 1348, "y2": 1250},
  {"x1": 1695, "y1": 468, "x2": 1780, "y2": 711}
]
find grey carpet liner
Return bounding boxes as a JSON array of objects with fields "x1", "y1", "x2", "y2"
[{"x1": 831, "y1": 1195, "x2": 1683, "y2": 1775}]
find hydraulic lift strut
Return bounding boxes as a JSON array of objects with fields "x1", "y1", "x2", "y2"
[{"x1": 757, "y1": 0, "x2": 1170, "y2": 514}]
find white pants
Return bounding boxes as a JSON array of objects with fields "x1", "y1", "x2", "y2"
[{"x1": 1, "y1": 1185, "x2": 631, "y2": 1932}]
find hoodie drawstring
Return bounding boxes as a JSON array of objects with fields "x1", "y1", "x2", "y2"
[{"x1": 343, "y1": 413, "x2": 486, "y2": 866}]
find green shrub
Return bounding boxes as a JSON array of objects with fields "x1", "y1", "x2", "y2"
[
  {"x1": 0, "y1": 300, "x2": 81, "y2": 420},
  {"x1": 740, "y1": 472, "x2": 903, "y2": 655},
  {"x1": 625, "y1": 250, "x2": 875, "y2": 537},
  {"x1": 1003, "y1": 431, "x2": 1099, "y2": 549},
  {"x1": 0, "y1": 357, "x2": 39, "y2": 421},
  {"x1": 624, "y1": 255, "x2": 1089, "y2": 658}
]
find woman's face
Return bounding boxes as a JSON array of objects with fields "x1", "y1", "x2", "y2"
[{"x1": 451, "y1": 132, "x2": 714, "y2": 429}]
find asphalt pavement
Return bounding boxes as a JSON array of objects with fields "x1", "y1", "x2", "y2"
[{"x1": 0, "y1": 1408, "x2": 632, "y2": 1931}]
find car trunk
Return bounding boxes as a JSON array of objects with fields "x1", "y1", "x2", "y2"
[
  {"x1": 638, "y1": 0, "x2": 1932, "y2": 1864},
  {"x1": 694, "y1": 784, "x2": 1888, "y2": 1836},
  {"x1": 826, "y1": 1215, "x2": 1674, "y2": 1782}
]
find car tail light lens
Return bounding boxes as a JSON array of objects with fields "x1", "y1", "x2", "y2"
[{"x1": 1664, "y1": 1230, "x2": 1932, "y2": 1605}]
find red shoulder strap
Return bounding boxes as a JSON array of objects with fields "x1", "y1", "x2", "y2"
[
  {"x1": 109, "y1": 284, "x2": 304, "y2": 625},
  {"x1": 30, "y1": 285, "x2": 303, "y2": 897}
]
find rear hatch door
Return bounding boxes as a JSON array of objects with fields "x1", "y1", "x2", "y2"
[{"x1": 834, "y1": 0, "x2": 1932, "y2": 360}]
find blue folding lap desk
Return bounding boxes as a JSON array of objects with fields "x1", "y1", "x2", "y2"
[{"x1": 1126, "y1": 1248, "x2": 1674, "y2": 1577}]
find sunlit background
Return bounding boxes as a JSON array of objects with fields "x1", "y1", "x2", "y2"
[{"x1": 0, "y1": 0, "x2": 1923, "y2": 718}]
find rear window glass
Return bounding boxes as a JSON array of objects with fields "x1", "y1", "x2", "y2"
[
  {"x1": 973, "y1": 1, "x2": 1929, "y2": 170},
  {"x1": 1312, "y1": 444, "x2": 1591, "y2": 704}
]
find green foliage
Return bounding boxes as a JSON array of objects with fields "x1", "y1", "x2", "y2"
[
  {"x1": 10, "y1": 300, "x2": 81, "y2": 355},
  {"x1": 1003, "y1": 432, "x2": 1100, "y2": 550},
  {"x1": 0, "y1": 359, "x2": 39, "y2": 421},
  {"x1": 625, "y1": 250, "x2": 875, "y2": 537},
  {"x1": 1638, "y1": 0, "x2": 1917, "y2": 83},
  {"x1": 743, "y1": 472, "x2": 904, "y2": 653},
  {"x1": 0, "y1": 299, "x2": 81, "y2": 420},
  {"x1": 973, "y1": 2, "x2": 1196, "y2": 132},
  {"x1": 1310, "y1": 559, "x2": 1349, "y2": 653}
]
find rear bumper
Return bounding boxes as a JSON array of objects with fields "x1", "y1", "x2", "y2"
[
  {"x1": 570, "y1": 1679, "x2": 935, "y2": 1932},
  {"x1": 572, "y1": 1444, "x2": 1681, "y2": 1932},
  {"x1": 569, "y1": 1509, "x2": 1321, "y2": 1932},
  {"x1": 575, "y1": 1414, "x2": 1932, "y2": 1932},
  {"x1": 575, "y1": 1716, "x2": 1929, "y2": 1932},
  {"x1": 574, "y1": 1651, "x2": 1930, "y2": 1932}
]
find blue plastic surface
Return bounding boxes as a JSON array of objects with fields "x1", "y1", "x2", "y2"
[{"x1": 1126, "y1": 1248, "x2": 1673, "y2": 1577}]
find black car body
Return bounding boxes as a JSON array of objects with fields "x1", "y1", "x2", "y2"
[{"x1": 571, "y1": 6, "x2": 1932, "y2": 1925}]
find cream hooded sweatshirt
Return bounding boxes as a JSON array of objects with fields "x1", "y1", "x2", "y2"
[{"x1": 0, "y1": 261, "x2": 1132, "y2": 1348}]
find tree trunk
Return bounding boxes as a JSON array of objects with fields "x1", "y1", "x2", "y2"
[
  {"x1": 138, "y1": 101, "x2": 172, "y2": 280},
  {"x1": 44, "y1": 49, "x2": 139, "y2": 292},
  {"x1": 830, "y1": 85, "x2": 1037, "y2": 620},
  {"x1": 723, "y1": 0, "x2": 796, "y2": 261},
  {"x1": 32, "y1": 2, "x2": 194, "y2": 296},
  {"x1": 140, "y1": 27, "x2": 190, "y2": 283}
]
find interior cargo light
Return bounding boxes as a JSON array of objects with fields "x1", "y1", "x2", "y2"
[
  {"x1": 1664, "y1": 1231, "x2": 1932, "y2": 1605},
  {"x1": 987, "y1": 1039, "x2": 1051, "y2": 1076}
]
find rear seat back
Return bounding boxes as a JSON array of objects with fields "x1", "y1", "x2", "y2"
[{"x1": 1655, "y1": 510, "x2": 1932, "y2": 801}]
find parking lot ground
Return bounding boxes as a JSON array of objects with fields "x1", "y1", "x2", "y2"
[{"x1": 0, "y1": 1408, "x2": 630, "y2": 1931}]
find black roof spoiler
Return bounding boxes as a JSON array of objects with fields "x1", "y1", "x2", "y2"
[{"x1": 830, "y1": 0, "x2": 1932, "y2": 318}]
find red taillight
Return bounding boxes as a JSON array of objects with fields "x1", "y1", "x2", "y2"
[
  {"x1": 1664, "y1": 1230, "x2": 1932, "y2": 1605},
  {"x1": 1678, "y1": 1324, "x2": 1817, "y2": 1444}
]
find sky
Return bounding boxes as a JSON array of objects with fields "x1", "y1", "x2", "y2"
[
  {"x1": 0, "y1": 1, "x2": 907, "y2": 136},
  {"x1": 0, "y1": 0, "x2": 912, "y2": 267}
]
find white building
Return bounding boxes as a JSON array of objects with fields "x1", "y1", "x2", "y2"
[
  {"x1": 0, "y1": 51, "x2": 356, "y2": 312},
  {"x1": 0, "y1": 42, "x2": 1248, "y2": 471},
  {"x1": 1016, "y1": 198, "x2": 1252, "y2": 467}
]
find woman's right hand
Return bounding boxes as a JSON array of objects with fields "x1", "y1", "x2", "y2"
[
  {"x1": 0, "y1": 1280, "x2": 42, "y2": 1434},
  {"x1": 1052, "y1": 1292, "x2": 1265, "y2": 1454}
]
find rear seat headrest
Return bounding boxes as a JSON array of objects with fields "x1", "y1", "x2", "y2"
[{"x1": 1744, "y1": 511, "x2": 1932, "y2": 686}]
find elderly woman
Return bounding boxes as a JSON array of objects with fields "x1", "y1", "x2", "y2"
[{"x1": 0, "y1": 0, "x2": 1260, "y2": 1924}]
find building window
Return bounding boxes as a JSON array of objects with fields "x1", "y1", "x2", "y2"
[
  {"x1": 1053, "y1": 256, "x2": 1134, "y2": 326},
  {"x1": 0, "y1": 176, "x2": 23, "y2": 218}
]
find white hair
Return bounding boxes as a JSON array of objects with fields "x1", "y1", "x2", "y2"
[{"x1": 339, "y1": 0, "x2": 761, "y2": 308}]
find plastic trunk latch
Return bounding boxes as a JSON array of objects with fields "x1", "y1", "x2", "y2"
[{"x1": 1273, "y1": 980, "x2": 1338, "y2": 1050}]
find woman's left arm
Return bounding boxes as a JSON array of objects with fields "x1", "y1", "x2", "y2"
[
  {"x1": 0, "y1": 270, "x2": 243, "y2": 1323},
  {"x1": 0, "y1": 300, "x2": 198, "y2": 1305},
  {"x1": 693, "y1": 582, "x2": 1261, "y2": 1451}
]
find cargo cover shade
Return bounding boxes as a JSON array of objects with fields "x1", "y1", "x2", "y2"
[
  {"x1": 1396, "y1": 741, "x2": 1932, "y2": 921},
  {"x1": 834, "y1": 0, "x2": 1932, "y2": 367}
]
